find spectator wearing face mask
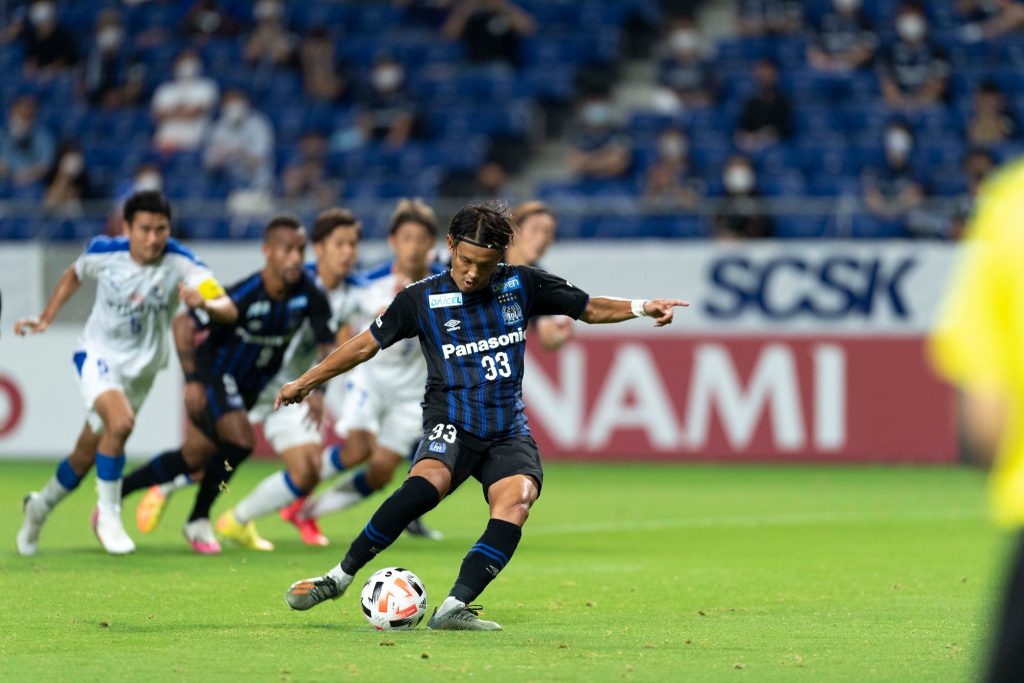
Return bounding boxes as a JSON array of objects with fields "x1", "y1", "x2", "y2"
[
  {"x1": 0, "y1": 95, "x2": 56, "y2": 190},
  {"x1": 203, "y1": 89, "x2": 276, "y2": 197},
  {"x1": 862, "y1": 121, "x2": 924, "y2": 222},
  {"x1": 651, "y1": 18, "x2": 716, "y2": 113},
  {"x1": 713, "y1": 155, "x2": 775, "y2": 239},
  {"x1": 299, "y1": 25, "x2": 350, "y2": 103},
  {"x1": 180, "y1": 0, "x2": 240, "y2": 40},
  {"x1": 151, "y1": 50, "x2": 220, "y2": 154},
  {"x1": 878, "y1": 4, "x2": 950, "y2": 110},
  {"x1": 43, "y1": 142, "x2": 94, "y2": 217},
  {"x1": 351, "y1": 56, "x2": 417, "y2": 149},
  {"x1": 81, "y1": 10, "x2": 147, "y2": 108},
  {"x1": 442, "y1": 0, "x2": 537, "y2": 69},
  {"x1": 244, "y1": 0, "x2": 296, "y2": 70},
  {"x1": 644, "y1": 127, "x2": 704, "y2": 209},
  {"x1": 21, "y1": 0, "x2": 79, "y2": 78},
  {"x1": 736, "y1": 0, "x2": 802, "y2": 37},
  {"x1": 807, "y1": 0, "x2": 879, "y2": 73},
  {"x1": 567, "y1": 95, "x2": 632, "y2": 180},
  {"x1": 109, "y1": 161, "x2": 164, "y2": 233},
  {"x1": 968, "y1": 81, "x2": 1019, "y2": 148},
  {"x1": 734, "y1": 59, "x2": 793, "y2": 153}
]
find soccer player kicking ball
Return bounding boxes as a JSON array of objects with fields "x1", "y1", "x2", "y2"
[
  {"x1": 276, "y1": 203, "x2": 687, "y2": 631},
  {"x1": 14, "y1": 191, "x2": 236, "y2": 555}
]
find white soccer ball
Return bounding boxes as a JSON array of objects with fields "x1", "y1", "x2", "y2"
[{"x1": 359, "y1": 567, "x2": 428, "y2": 630}]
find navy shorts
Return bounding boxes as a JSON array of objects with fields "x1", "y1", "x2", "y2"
[
  {"x1": 191, "y1": 371, "x2": 258, "y2": 442},
  {"x1": 412, "y1": 419, "x2": 544, "y2": 501}
]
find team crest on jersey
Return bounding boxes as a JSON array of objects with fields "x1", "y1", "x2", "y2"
[
  {"x1": 491, "y1": 277, "x2": 521, "y2": 293},
  {"x1": 444, "y1": 319, "x2": 461, "y2": 332},
  {"x1": 429, "y1": 293, "x2": 463, "y2": 308},
  {"x1": 502, "y1": 303, "x2": 523, "y2": 325},
  {"x1": 429, "y1": 441, "x2": 447, "y2": 454}
]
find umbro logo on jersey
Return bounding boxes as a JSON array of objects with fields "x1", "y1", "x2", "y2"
[
  {"x1": 429, "y1": 293, "x2": 463, "y2": 308},
  {"x1": 444, "y1": 319, "x2": 461, "y2": 332}
]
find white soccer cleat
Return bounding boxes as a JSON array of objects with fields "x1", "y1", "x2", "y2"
[
  {"x1": 16, "y1": 492, "x2": 49, "y2": 556},
  {"x1": 91, "y1": 506, "x2": 137, "y2": 555},
  {"x1": 183, "y1": 518, "x2": 222, "y2": 555}
]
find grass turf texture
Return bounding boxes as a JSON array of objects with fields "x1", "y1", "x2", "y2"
[{"x1": 0, "y1": 460, "x2": 1007, "y2": 682}]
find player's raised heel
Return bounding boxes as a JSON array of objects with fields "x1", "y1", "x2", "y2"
[
  {"x1": 91, "y1": 506, "x2": 136, "y2": 555},
  {"x1": 285, "y1": 574, "x2": 347, "y2": 611},
  {"x1": 16, "y1": 492, "x2": 49, "y2": 556},
  {"x1": 280, "y1": 498, "x2": 328, "y2": 547},
  {"x1": 182, "y1": 518, "x2": 221, "y2": 554},
  {"x1": 426, "y1": 603, "x2": 502, "y2": 631},
  {"x1": 136, "y1": 485, "x2": 168, "y2": 534}
]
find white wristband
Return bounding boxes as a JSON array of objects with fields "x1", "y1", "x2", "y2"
[{"x1": 631, "y1": 299, "x2": 649, "y2": 318}]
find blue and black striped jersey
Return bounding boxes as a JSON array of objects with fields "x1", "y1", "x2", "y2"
[
  {"x1": 196, "y1": 270, "x2": 334, "y2": 396},
  {"x1": 370, "y1": 264, "x2": 589, "y2": 440}
]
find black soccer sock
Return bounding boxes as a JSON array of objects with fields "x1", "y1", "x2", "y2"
[
  {"x1": 122, "y1": 449, "x2": 188, "y2": 497},
  {"x1": 339, "y1": 476, "x2": 441, "y2": 575},
  {"x1": 449, "y1": 519, "x2": 523, "y2": 604},
  {"x1": 188, "y1": 442, "x2": 250, "y2": 522}
]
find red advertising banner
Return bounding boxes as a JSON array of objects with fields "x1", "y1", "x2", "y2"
[{"x1": 522, "y1": 335, "x2": 956, "y2": 463}]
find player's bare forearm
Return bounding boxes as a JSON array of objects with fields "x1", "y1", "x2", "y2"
[
  {"x1": 275, "y1": 329, "x2": 380, "y2": 409},
  {"x1": 580, "y1": 297, "x2": 690, "y2": 327},
  {"x1": 15, "y1": 264, "x2": 80, "y2": 335},
  {"x1": 202, "y1": 295, "x2": 237, "y2": 324},
  {"x1": 172, "y1": 312, "x2": 199, "y2": 375}
]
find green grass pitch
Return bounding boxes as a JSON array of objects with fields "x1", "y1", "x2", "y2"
[{"x1": 0, "y1": 459, "x2": 1008, "y2": 682}]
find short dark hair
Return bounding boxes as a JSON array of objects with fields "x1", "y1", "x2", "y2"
[
  {"x1": 263, "y1": 214, "x2": 303, "y2": 241},
  {"x1": 123, "y1": 190, "x2": 172, "y2": 223},
  {"x1": 448, "y1": 202, "x2": 516, "y2": 252},
  {"x1": 389, "y1": 198, "x2": 438, "y2": 237},
  {"x1": 312, "y1": 208, "x2": 361, "y2": 243}
]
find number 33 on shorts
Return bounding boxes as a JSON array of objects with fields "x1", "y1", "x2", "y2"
[{"x1": 428, "y1": 423, "x2": 457, "y2": 453}]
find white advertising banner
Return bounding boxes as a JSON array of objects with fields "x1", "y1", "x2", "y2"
[
  {"x1": 0, "y1": 242, "x2": 43, "y2": 325},
  {"x1": 0, "y1": 328, "x2": 183, "y2": 458}
]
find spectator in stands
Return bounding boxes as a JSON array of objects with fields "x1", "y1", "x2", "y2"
[
  {"x1": 442, "y1": 0, "x2": 537, "y2": 68},
  {"x1": 807, "y1": 0, "x2": 878, "y2": 73},
  {"x1": 651, "y1": 17, "x2": 716, "y2": 113},
  {"x1": 734, "y1": 59, "x2": 792, "y2": 153},
  {"x1": 713, "y1": 154, "x2": 774, "y2": 238},
  {"x1": 567, "y1": 95, "x2": 632, "y2": 180},
  {"x1": 203, "y1": 89, "x2": 275, "y2": 201},
  {"x1": 244, "y1": 0, "x2": 296, "y2": 70},
  {"x1": 352, "y1": 56, "x2": 417, "y2": 149},
  {"x1": 968, "y1": 81, "x2": 1018, "y2": 148},
  {"x1": 151, "y1": 50, "x2": 219, "y2": 154},
  {"x1": 958, "y1": 0, "x2": 1024, "y2": 41},
  {"x1": 736, "y1": 0, "x2": 802, "y2": 37},
  {"x1": 114, "y1": 161, "x2": 163, "y2": 206},
  {"x1": 282, "y1": 131, "x2": 339, "y2": 208},
  {"x1": 299, "y1": 26, "x2": 349, "y2": 102},
  {"x1": 0, "y1": 95, "x2": 55, "y2": 190},
  {"x1": 180, "y1": 0, "x2": 240, "y2": 40},
  {"x1": 878, "y1": 4, "x2": 949, "y2": 111},
  {"x1": 81, "y1": 10, "x2": 146, "y2": 108},
  {"x1": 950, "y1": 148, "x2": 996, "y2": 239},
  {"x1": 20, "y1": 0, "x2": 79, "y2": 79},
  {"x1": 862, "y1": 121, "x2": 924, "y2": 221},
  {"x1": 643, "y1": 127, "x2": 703, "y2": 209},
  {"x1": 43, "y1": 142, "x2": 94, "y2": 217}
]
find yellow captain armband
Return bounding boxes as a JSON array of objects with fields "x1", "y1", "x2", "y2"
[{"x1": 197, "y1": 277, "x2": 226, "y2": 300}]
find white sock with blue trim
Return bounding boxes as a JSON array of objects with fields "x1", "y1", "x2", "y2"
[{"x1": 234, "y1": 470, "x2": 305, "y2": 524}]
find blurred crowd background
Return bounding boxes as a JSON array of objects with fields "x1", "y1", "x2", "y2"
[{"x1": 0, "y1": 0, "x2": 1020, "y2": 241}]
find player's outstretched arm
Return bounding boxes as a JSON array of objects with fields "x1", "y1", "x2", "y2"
[
  {"x1": 177, "y1": 282, "x2": 237, "y2": 324},
  {"x1": 14, "y1": 264, "x2": 81, "y2": 335},
  {"x1": 580, "y1": 297, "x2": 689, "y2": 327},
  {"x1": 275, "y1": 328, "x2": 381, "y2": 410}
]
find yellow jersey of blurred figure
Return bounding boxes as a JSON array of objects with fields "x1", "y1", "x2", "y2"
[{"x1": 931, "y1": 157, "x2": 1024, "y2": 527}]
